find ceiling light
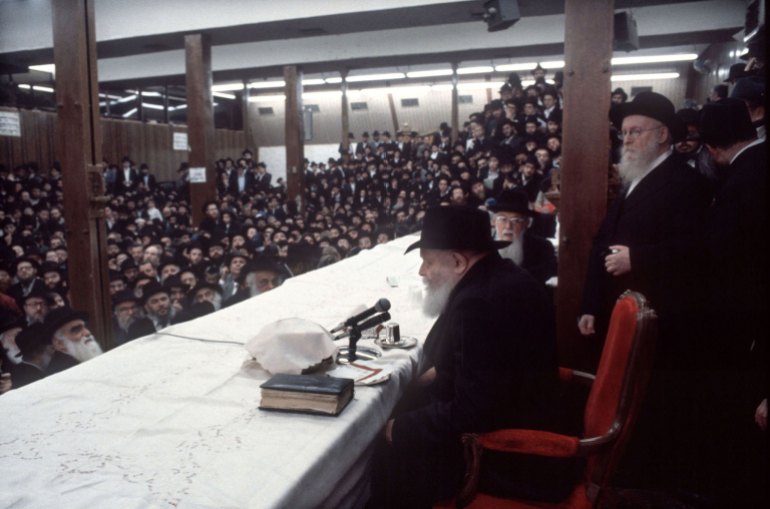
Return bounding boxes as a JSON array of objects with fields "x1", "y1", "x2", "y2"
[
  {"x1": 212, "y1": 92, "x2": 236, "y2": 100},
  {"x1": 212, "y1": 83, "x2": 245, "y2": 92},
  {"x1": 456, "y1": 66, "x2": 494, "y2": 75},
  {"x1": 18, "y1": 84, "x2": 31, "y2": 90},
  {"x1": 302, "y1": 79, "x2": 327, "y2": 86},
  {"x1": 29, "y1": 64, "x2": 55, "y2": 74},
  {"x1": 539, "y1": 61, "x2": 565, "y2": 69},
  {"x1": 611, "y1": 53, "x2": 697, "y2": 65},
  {"x1": 494, "y1": 63, "x2": 537, "y2": 72},
  {"x1": 611, "y1": 72, "x2": 680, "y2": 82},
  {"x1": 249, "y1": 81, "x2": 286, "y2": 89},
  {"x1": 325, "y1": 77, "x2": 343, "y2": 84},
  {"x1": 406, "y1": 69, "x2": 454, "y2": 78},
  {"x1": 346, "y1": 73, "x2": 406, "y2": 82},
  {"x1": 141, "y1": 103, "x2": 165, "y2": 110},
  {"x1": 140, "y1": 91, "x2": 162, "y2": 98},
  {"x1": 116, "y1": 94, "x2": 137, "y2": 104},
  {"x1": 32, "y1": 85, "x2": 54, "y2": 93},
  {"x1": 122, "y1": 108, "x2": 137, "y2": 118}
]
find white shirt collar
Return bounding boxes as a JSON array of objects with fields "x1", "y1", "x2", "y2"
[{"x1": 626, "y1": 147, "x2": 672, "y2": 196}]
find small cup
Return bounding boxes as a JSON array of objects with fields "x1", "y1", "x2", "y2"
[
  {"x1": 385, "y1": 322, "x2": 400, "y2": 344},
  {"x1": 386, "y1": 275, "x2": 400, "y2": 287}
]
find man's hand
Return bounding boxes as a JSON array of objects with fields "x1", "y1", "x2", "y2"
[
  {"x1": 755, "y1": 399, "x2": 767, "y2": 431},
  {"x1": 578, "y1": 315, "x2": 596, "y2": 336},
  {"x1": 385, "y1": 419, "x2": 395, "y2": 444},
  {"x1": 0, "y1": 372, "x2": 12, "y2": 394},
  {"x1": 605, "y1": 245, "x2": 631, "y2": 276}
]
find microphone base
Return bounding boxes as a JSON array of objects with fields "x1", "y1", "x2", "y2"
[{"x1": 337, "y1": 346, "x2": 383, "y2": 364}]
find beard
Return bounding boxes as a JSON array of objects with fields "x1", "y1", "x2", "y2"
[
  {"x1": 63, "y1": 334, "x2": 103, "y2": 363},
  {"x1": 210, "y1": 293, "x2": 223, "y2": 311},
  {"x1": 498, "y1": 234, "x2": 524, "y2": 266},
  {"x1": 116, "y1": 314, "x2": 136, "y2": 331},
  {"x1": 618, "y1": 137, "x2": 661, "y2": 185},
  {"x1": 422, "y1": 271, "x2": 458, "y2": 318}
]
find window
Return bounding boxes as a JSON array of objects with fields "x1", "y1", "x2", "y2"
[
  {"x1": 350, "y1": 102, "x2": 368, "y2": 111},
  {"x1": 257, "y1": 107, "x2": 274, "y2": 115},
  {"x1": 400, "y1": 98, "x2": 419, "y2": 107}
]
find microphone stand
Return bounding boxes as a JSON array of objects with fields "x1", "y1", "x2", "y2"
[{"x1": 344, "y1": 311, "x2": 391, "y2": 362}]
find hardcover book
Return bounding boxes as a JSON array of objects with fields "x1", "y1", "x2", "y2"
[{"x1": 259, "y1": 374, "x2": 354, "y2": 416}]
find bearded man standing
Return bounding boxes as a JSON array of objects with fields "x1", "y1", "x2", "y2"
[
  {"x1": 43, "y1": 307, "x2": 103, "y2": 375},
  {"x1": 578, "y1": 92, "x2": 711, "y2": 492},
  {"x1": 370, "y1": 206, "x2": 570, "y2": 508}
]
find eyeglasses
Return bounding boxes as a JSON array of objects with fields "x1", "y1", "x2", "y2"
[
  {"x1": 616, "y1": 125, "x2": 662, "y2": 141},
  {"x1": 494, "y1": 216, "x2": 528, "y2": 226}
]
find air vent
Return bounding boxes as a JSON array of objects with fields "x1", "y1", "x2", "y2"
[
  {"x1": 458, "y1": 95, "x2": 473, "y2": 104},
  {"x1": 400, "y1": 98, "x2": 419, "y2": 108},
  {"x1": 258, "y1": 107, "x2": 274, "y2": 115},
  {"x1": 350, "y1": 102, "x2": 368, "y2": 111},
  {"x1": 305, "y1": 104, "x2": 320, "y2": 113}
]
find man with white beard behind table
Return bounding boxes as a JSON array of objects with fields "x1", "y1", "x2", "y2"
[
  {"x1": 491, "y1": 189, "x2": 557, "y2": 284},
  {"x1": 43, "y1": 307, "x2": 103, "y2": 376},
  {"x1": 369, "y1": 206, "x2": 572, "y2": 508}
]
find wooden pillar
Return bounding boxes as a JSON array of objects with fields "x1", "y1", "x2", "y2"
[
  {"x1": 185, "y1": 33, "x2": 216, "y2": 227},
  {"x1": 137, "y1": 88, "x2": 144, "y2": 122},
  {"x1": 242, "y1": 79, "x2": 252, "y2": 152},
  {"x1": 557, "y1": 0, "x2": 614, "y2": 370},
  {"x1": 387, "y1": 90, "x2": 399, "y2": 135},
  {"x1": 451, "y1": 64, "x2": 459, "y2": 141},
  {"x1": 485, "y1": 75, "x2": 493, "y2": 104},
  {"x1": 52, "y1": 0, "x2": 112, "y2": 347},
  {"x1": 284, "y1": 65, "x2": 305, "y2": 210},
  {"x1": 340, "y1": 70, "x2": 350, "y2": 153}
]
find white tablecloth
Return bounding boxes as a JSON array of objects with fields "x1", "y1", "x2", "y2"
[{"x1": 0, "y1": 234, "x2": 434, "y2": 509}]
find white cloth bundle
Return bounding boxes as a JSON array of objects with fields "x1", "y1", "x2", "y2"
[{"x1": 244, "y1": 317, "x2": 337, "y2": 374}]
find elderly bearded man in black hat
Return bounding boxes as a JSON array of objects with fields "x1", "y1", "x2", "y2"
[
  {"x1": 370, "y1": 206, "x2": 571, "y2": 508},
  {"x1": 579, "y1": 91, "x2": 712, "y2": 492},
  {"x1": 490, "y1": 189, "x2": 557, "y2": 284},
  {"x1": 44, "y1": 307, "x2": 103, "y2": 375}
]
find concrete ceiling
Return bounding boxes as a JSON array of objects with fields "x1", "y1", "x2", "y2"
[{"x1": 0, "y1": 0, "x2": 747, "y2": 89}]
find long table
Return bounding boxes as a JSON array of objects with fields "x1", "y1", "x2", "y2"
[{"x1": 0, "y1": 234, "x2": 434, "y2": 509}]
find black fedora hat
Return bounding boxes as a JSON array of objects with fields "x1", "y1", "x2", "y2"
[
  {"x1": 140, "y1": 281, "x2": 169, "y2": 306},
  {"x1": 611, "y1": 91, "x2": 685, "y2": 141},
  {"x1": 15, "y1": 323, "x2": 48, "y2": 359},
  {"x1": 42, "y1": 307, "x2": 89, "y2": 342},
  {"x1": 488, "y1": 189, "x2": 534, "y2": 216},
  {"x1": 699, "y1": 98, "x2": 756, "y2": 148},
  {"x1": 405, "y1": 206, "x2": 509, "y2": 254}
]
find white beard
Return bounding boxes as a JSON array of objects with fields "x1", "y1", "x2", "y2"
[
  {"x1": 422, "y1": 275, "x2": 456, "y2": 318},
  {"x1": 498, "y1": 234, "x2": 525, "y2": 266},
  {"x1": 617, "y1": 138, "x2": 660, "y2": 186},
  {"x1": 210, "y1": 293, "x2": 223, "y2": 311},
  {"x1": 63, "y1": 334, "x2": 103, "y2": 363}
]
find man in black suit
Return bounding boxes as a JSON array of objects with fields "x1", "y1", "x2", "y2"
[
  {"x1": 490, "y1": 189, "x2": 556, "y2": 284},
  {"x1": 138, "y1": 163, "x2": 158, "y2": 192},
  {"x1": 253, "y1": 162, "x2": 272, "y2": 192},
  {"x1": 115, "y1": 157, "x2": 140, "y2": 194},
  {"x1": 371, "y1": 206, "x2": 569, "y2": 507},
  {"x1": 697, "y1": 98, "x2": 767, "y2": 505},
  {"x1": 227, "y1": 165, "x2": 255, "y2": 195},
  {"x1": 578, "y1": 91, "x2": 711, "y2": 492}
]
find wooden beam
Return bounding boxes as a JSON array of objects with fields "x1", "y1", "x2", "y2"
[
  {"x1": 451, "y1": 64, "x2": 459, "y2": 141},
  {"x1": 185, "y1": 34, "x2": 216, "y2": 227},
  {"x1": 242, "y1": 79, "x2": 252, "y2": 152},
  {"x1": 556, "y1": 0, "x2": 614, "y2": 371},
  {"x1": 340, "y1": 70, "x2": 349, "y2": 154},
  {"x1": 51, "y1": 0, "x2": 112, "y2": 347},
  {"x1": 284, "y1": 65, "x2": 305, "y2": 210},
  {"x1": 387, "y1": 90, "x2": 399, "y2": 135}
]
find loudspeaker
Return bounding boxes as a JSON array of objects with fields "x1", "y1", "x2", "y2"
[
  {"x1": 483, "y1": 0, "x2": 520, "y2": 33},
  {"x1": 614, "y1": 11, "x2": 639, "y2": 52}
]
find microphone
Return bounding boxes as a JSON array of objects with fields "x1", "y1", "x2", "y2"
[
  {"x1": 355, "y1": 312, "x2": 391, "y2": 332},
  {"x1": 330, "y1": 298, "x2": 391, "y2": 333}
]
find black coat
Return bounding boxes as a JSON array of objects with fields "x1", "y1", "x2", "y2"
[
  {"x1": 521, "y1": 231, "x2": 557, "y2": 284},
  {"x1": 385, "y1": 253, "x2": 570, "y2": 505},
  {"x1": 45, "y1": 350, "x2": 79, "y2": 375},
  {"x1": 581, "y1": 153, "x2": 711, "y2": 322}
]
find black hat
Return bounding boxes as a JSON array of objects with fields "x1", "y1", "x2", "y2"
[
  {"x1": 611, "y1": 87, "x2": 628, "y2": 101},
  {"x1": 120, "y1": 259, "x2": 138, "y2": 272},
  {"x1": 140, "y1": 281, "x2": 169, "y2": 306},
  {"x1": 730, "y1": 75, "x2": 765, "y2": 104},
  {"x1": 22, "y1": 287, "x2": 50, "y2": 304},
  {"x1": 243, "y1": 256, "x2": 288, "y2": 277},
  {"x1": 188, "y1": 281, "x2": 223, "y2": 299},
  {"x1": 611, "y1": 91, "x2": 684, "y2": 141},
  {"x1": 40, "y1": 261, "x2": 60, "y2": 276},
  {"x1": 0, "y1": 315, "x2": 25, "y2": 335},
  {"x1": 724, "y1": 63, "x2": 751, "y2": 83},
  {"x1": 15, "y1": 323, "x2": 48, "y2": 359},
  {"x1": 676, "y1": 108, "x2": 700, "y2": 126},
  {"x1": 225, "y1": 249, "x2": 250, "y2": 266},
  {"x1": 112, "y1": 290, "x2": 138, "y2": 309},
  {"x1": 488, "y1": 189, "x2": 534, "y2": 215},
  {"x1": 42, "y1": 307, "x2": 88, "y2": 342},
  {"x1": 405, "y1": 206, "x2": 509, "y2": 253},
  {"x1": 699, "y1": 98, "x2": 756, "y2": 148}
]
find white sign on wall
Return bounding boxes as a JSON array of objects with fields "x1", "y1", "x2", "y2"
[
  {"x1": 173, "y1": 132, "x2": 188, "y2": 151},
  {"x1": 0, "y1": 111, "x2": 21, "y2": 137},
  {"x1": 189, "y1": 167, "x2": 207, "y2": 183}
]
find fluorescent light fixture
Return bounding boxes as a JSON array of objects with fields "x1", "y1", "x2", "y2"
[
  {"x1": 141, "y1": 103, "x2": 165, "y2": 110},
  {"x1": 169, "y1": 104, "x2": 187, "y2": 111},
  {"x1": 456, "y1": 66, "x2": 494, "y2": 75},
  {"x1": 99, "y1": 93, "x2": 122, "y2": 100},
  {"x1": 248, "y1": 94, "x2": 285, "y2": 102},
  {"x1": 249, "y1": 81, "x2": 286, "y2": 89},
  {"x1": 611, "y1": 53, "x2": 697, "y2": 65},
  {"x1": 17, "y1": 84, "x2": 31, "y2": 90},
  {"x1": 212, "y1": 83, "x2": 245, "y2": 92},
  {"x1": 122, "y1": 108, "x2": 137, "y2": 118},
  {"x1": 353, "y1": 85, "x2": 432, "y2": 95},
  {"x1": 29, "y1": 64, "x2": 55, "y2": 74},
  {"x1": 212, "y1": 91, "x2": 236, "y2": 100},
  {"x1": 539, "y1": 60, "x2": 565, "y2": 69},
  {"x1": 33, "y1": 85, "x2": 54, "y2": 93},
  {"x1": 346, "y1": 73, "x2": 406, "y2": 82},
  {"x1": 302, "y1": 78, "x2": 327, "y2": 86},
  {"x1": 494, "y1": 62, "x2": 537, "y2": 72},
  {"x1": 325, "y1": 77, "x2": 343, "y2": 84},
  {"x1": 139, "y1": 91, "x2": 162, "y2": 98},
  {"x1": 611, "y1": 72, "x2": 680, "y2": 82},
  {"x1": 116, "y1": 94, "x2": 137, "y2": 104},
  {"x1": 738, "y1": 47, "x2": 749, "y2": 56},
  {"x1": 406, "y1": 69, "x2": 454, "y2": 78}
]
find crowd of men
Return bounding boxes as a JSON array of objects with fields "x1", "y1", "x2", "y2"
[{"x1": 0, "y1": 58, "x2": 766, "y2": 505}]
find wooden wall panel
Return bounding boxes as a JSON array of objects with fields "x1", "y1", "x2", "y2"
[{"x1": 0, "y1": 109, "x2": 244, "y2": 182}]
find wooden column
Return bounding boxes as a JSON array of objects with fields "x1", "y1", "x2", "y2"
[
  {"x1": 185, "y1": 34, "x2": 216, "y2": 227},
  {"x1": 241, "y1": 79, "x2": 252, "y2": 151},
  {"x1": 52, "y1": 0, "x2": 112, "y2": 347},
  {"x1": 451, "y1": 64, "x2": 459, "y2": 141},
  {"x1": 557, "y1": 0, "x2": 614, "y2": 370},
  {"x1": 340, "y1": 70, "x2": 350, "y2": 153},
  {"x1": 284, "y1": 65, "x2": 305, "y2": 210},
  {"x1": 387, "y1": 90, "x2": 399, "y2": 134}
]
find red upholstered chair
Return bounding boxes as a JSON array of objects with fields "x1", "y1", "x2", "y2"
[{"x1": 436, "y1": 290, "x2": 658, "y2": 509}]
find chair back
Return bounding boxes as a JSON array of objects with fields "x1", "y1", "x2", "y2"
[{"x1": 583, "y1": 290, "x2": 657, "y2": 496}]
